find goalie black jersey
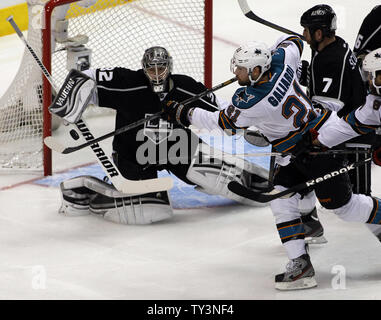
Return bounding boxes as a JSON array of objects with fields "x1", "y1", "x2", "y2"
[
  {"x1": 307, "y1": 36, "x2": 367, "y2": 118},
  {"x1": 92, "y1": 67, "x2": 218, "y2": 163},
  {"x1": 353, "y1": 5, "x2": 381, "y2": 57}
]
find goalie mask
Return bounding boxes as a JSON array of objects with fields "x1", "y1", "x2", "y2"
[
  {"x1": 142, "y1": 46, "x2": 173, "y2": 93},
  {"x1": 230, "y1": 41, "x2": 272, "y2": 86},
  {"x1": 362, "y1": 48, "x2": 381, "y2": 96}
]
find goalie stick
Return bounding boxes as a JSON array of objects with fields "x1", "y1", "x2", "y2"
[
  {"x1": 8, "y1": 16, "x2": 173, "y2": 195},
  {"x1": 237, "y1": 0, "x2": 305, "y2": 40},
  {"x1": 44, "y1": 77, "x2": 238, "y2": 154},
  {"x1": 227, "y1": 157, "x2": 372, "y2": 203}
]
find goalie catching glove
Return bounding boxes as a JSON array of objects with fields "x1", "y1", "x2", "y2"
[
  {"x1": 161, "y1": 100, "x2": 193, "y2": 127},
  {"x1": 49, "y1": 69, "x2": 96, "y2": 123}
]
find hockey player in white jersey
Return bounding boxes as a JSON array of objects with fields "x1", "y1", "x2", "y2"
[
  {"x1": 162, "y1": 36, "x2": 381, "y2": 290},
  {"x1": 316, "y1": 48, "x2": 381, "y2": 150}
]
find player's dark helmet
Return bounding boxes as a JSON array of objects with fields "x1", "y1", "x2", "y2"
[
  {"x1": 142, "y1": 46, "x2": 173, "y2": 93},
  {"x1": 300, "y1": 4, "x2": 337, "y2": 37}
]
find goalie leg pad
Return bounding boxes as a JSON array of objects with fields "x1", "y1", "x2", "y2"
[
  {"x1": 59, "y1": 176, "x2": 97, "y2": 216},
  {"x1": 59, "y1": 175, "x2": 173, "y2": 224},
  {"x1": 59, "y1": 175, "x2": 136, "y2": 216},
  {"x1": 187, "y1": 144, "x2": 269, "y2": 206},
  {"x1": 89, "y1": 191, "x2": 173, "y2": 225}
]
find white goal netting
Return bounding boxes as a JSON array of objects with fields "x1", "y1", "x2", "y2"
[{"x1": 0, "y1": 0, "x2": 212, "y2": 174}]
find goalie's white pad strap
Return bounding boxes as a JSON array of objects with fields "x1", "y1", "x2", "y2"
[
  {"x1": 92, "y1": 196, "x2": 174, "y2": 225},
  {"x1": 61, "y1": 175, "x2": 133, "y2": 198},
  {"x1": 198, "y1": 143, "x2": 269, "y2": 180}
]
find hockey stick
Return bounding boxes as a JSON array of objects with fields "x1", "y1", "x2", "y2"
[
  {"x1": 227, "y1": 157, "x2": 372, "y2": 203},
  {"x1": 237, "y1": 0, "x2": 305, "y2": 40},
  {"x1": 44, "y1": 77, "x2": 238, "y2": 154},
  {"x1": 8, "y1": 16, "x2": 173, "y2": 195},
  {"x1": 240, "y1": 149, "x2": 371, "y2": 158},
  {"x1": 7, "y1": 16, "x2": 58, "y2": 93}
]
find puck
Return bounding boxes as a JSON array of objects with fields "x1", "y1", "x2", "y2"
[{"x1": 70, "y1": 129, "x2": 80, "y2": 140}]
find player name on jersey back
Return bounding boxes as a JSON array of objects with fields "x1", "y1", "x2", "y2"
[{"x1": 268, "y1": 65, "x2": 294, "y2": 106}]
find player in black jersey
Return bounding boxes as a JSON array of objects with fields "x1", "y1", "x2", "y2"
[
  {"x1": 353, "y1": 5, "x2": 381, "y2": 59},
  {"x1": 353, "y1": 5, "x2": 381, "y2": 242},
  {"x1": 50, "y1": 46, "x2": 269, "y2": 225},
  {"x1": 300, "y1": 5, "x2": 367, "y2": 119},
  {"x1": 296, "y1": 4, "x2": 368, "y2": 244},
  {"x1": 353, "y1": 4, "x2": 381, "y2": 170}
]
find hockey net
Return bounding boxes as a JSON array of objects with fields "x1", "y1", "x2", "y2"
[{"x1": 0, "y1": 0, "x2": 212, "y2": 175}]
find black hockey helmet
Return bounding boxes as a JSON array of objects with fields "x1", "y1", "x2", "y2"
[
  {"x1": 300, "y1": 4, "x2": 337, "y2": 37},
  {"x1": 142, "y1": 46, "x2": 173, "y2": 93}
]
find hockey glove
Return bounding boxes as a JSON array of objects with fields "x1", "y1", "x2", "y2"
[
  {"x1": 296, "y1": 60, "x2": 309, "y2": 87},
  {"x1": 49, "y1": 69, "x2": 96, "y2": 124},
  {"x1": 311, "y1": 101, "x2": 326, "y2": 113},
  {"x1": 372, "y1": 146, "x2": 381, "y2": 166},
  {"x1": 294, "y1": 128, "x2": 325, "y2": 157},
  {"x1": 162, "y1": 100, "x2": 192, "y2": 127}
]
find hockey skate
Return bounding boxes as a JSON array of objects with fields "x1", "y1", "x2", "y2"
[
  {"x1": 275, "y1": 254, "x2": 317, "y2": 290},
  {"x1": 301, "y1": 207, "x2": 328, "y2": 244}
]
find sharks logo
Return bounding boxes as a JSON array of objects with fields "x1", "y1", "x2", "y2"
[
  {"x1": 234, "y1": 89, "x2": 255, "y2": 105},
  {"x1": 143, "y1": 114, "x2": 173, "y2": 144}
]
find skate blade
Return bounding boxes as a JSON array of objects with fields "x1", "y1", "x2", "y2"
[
  {"x1": 275, "y1": 277, "x2": 317, "y2": 291},
  {"x1": 305, "y1": 235, "x2": 328, "y2": 244}
]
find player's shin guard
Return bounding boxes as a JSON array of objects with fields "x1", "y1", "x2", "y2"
[
  {"x1": 89, "y1": 191, "x2": 173, "y2": 225},
  {"x1": 301, "y1": 207, "x2": 327, "y2": 244},
  {"x1": 299, "y1": 191, "x2": 327, "y2": 244},
  {"x1": 271, "y1": 191, "x2": 307, "y2": 258}
]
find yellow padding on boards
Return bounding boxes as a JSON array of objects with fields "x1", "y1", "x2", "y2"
[
  {"x1": 0, "y1": 3, "x2": 28, "y2": 37},
  {"x1": 0, "y1": 0, "x2": 137, "y2": 37},
  {"x1": 66, "y1": 0, "x2": 136, "y2": 19}
]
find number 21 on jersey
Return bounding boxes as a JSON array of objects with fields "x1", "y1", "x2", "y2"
[{"x1": 282, "y1": 81, "x2": 316, "y2": 128}]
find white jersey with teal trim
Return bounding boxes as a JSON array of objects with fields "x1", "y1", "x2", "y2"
[
  {"x1": 355, "y1": 94, "x2": 381, "y2": 126},
  {"x1": 318, "y1": 93, "x2": 381, "y2": 148},
  {"x1": 190, "y1": 36, "x2": 315, "y2": 143}
]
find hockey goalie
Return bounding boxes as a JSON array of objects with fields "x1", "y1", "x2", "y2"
[{"x1": 49, "y1": 46, "x2": 270, "y2": 225}]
